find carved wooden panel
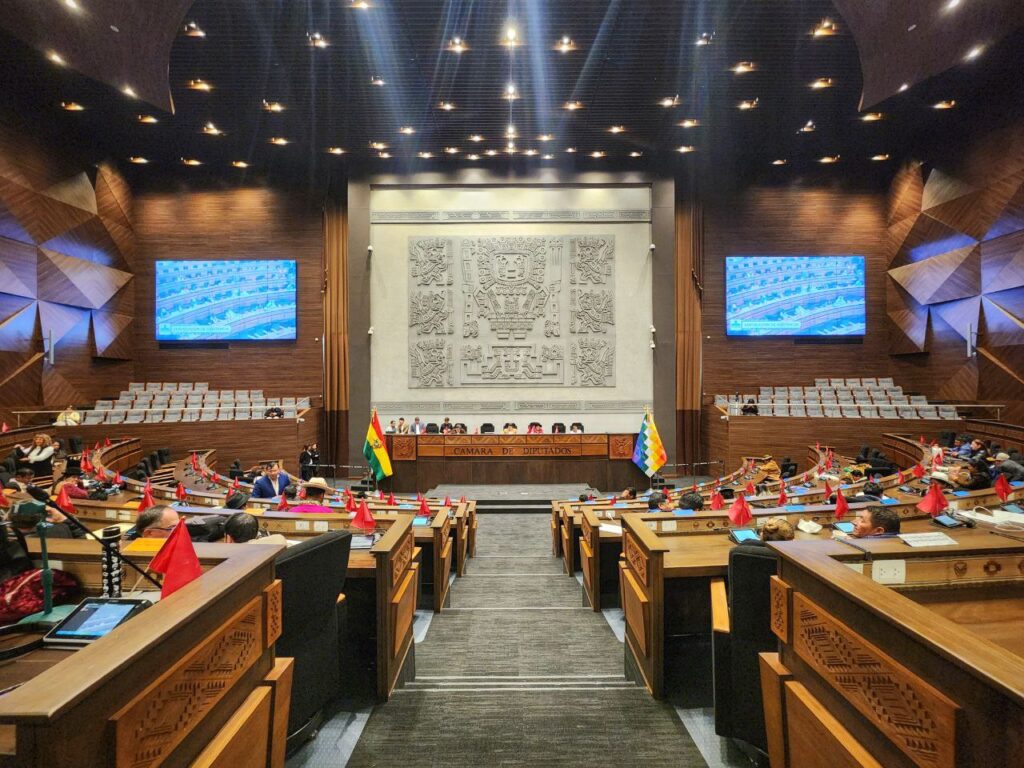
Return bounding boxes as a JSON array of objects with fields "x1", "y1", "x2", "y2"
[
  {"x1": 623, "y1": 532, "x2": 649, "y2": 587},
  {"x1": 792, "y1": 592, "x2": 958, "y2": 768},
  {"x1": 608, "y1": 433, "x2": 635, "y2": 460},
  {"x1": 769, "y1": 575, "x2": 790, "y2": 643},
  {"x1": 111, "y1": 596, "x2": 264, "y2": 768},
  {"x1": 391, "y1": 568, "x2": 416, "y2": 659},
  {"x1": 263, "y1": 579, "x2": 282, "y2": 646},
  {"x1": 621, "y1": 565, "x2": 649, "y2": 656},
  {"x1": 785, "y1": 681, "x2": 884, "y2": 768},
  {"x1": 580, "y1": 537, "x2": 594, "y2": 597},
  {"x1": 391, "y1": 435, "x2": 417, "y2": 461},
  {"x1": 390, "y1": 532, "x2": 413, "y2": 588}
]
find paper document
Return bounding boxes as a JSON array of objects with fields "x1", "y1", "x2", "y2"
[
  {"x1": 599, "y1": 524, "x2": 623, "y2": 535},
  {"x1": 898, "y1": 532, "x2": 957, "y2": 547}
]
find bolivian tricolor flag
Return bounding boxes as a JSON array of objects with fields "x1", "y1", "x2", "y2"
[
  {"x1": 632, "y1": 407, "x2": 667, "y2": 477},
  {"x1": 363, "y1": 409, "x2": 393, "y2": 481}
]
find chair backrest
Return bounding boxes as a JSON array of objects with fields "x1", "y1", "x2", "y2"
[
  {"x1": 910, "y1": 395, "x2": 927, "y2": 404},
  {"x1": 480, "y1": 423, "x2": 495, "y2": 433},
  {"x1": 128, "y1": 382, "x2": 144, "y2": 392}
]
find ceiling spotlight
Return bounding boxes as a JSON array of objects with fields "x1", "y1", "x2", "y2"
[
  {"x1": 677, "y1": 145, "x2": 696, "y2": 153},
  {"x1": 933, "y1": 99, "x2": 957, "y2": 109},
  {"x1": 180, "y1": 157, "x2": 202, "y2": 166},
  {"x1": 469, "y1": 134, "x2": 484, "y2": 142},
  {"x1": 524, "y1": 149, "x2": 538, "y2": 156},
  {"x1": 812, "y1": 19, "x2": 838, "y2": 37},
  {"x1": 448, "y1": 36, "x2": 467, "y2": 53},
  {"x1": 445, "y1": 146, "x2": 460, "y2": 155},
  {"x1": 898, "y1": 83, "x2": 910, "y2": 93},
  {"x1": 871, "y1": 154, "x2": 891, "y2": 161},
  {"x1": 485, "y1": 149, "x2": 498, "y2": 156},
  {"x1": 799, "y1": 120, "x2": 816, "y2": 133},
  {"x1": 566, "y1": 147, "x2": 577, "y2": 153},
  {"x1": 231, "y1": 161, "x2": 250, "y2": 168},
  {"x1": 818, "y1": 155, "x2": 840, "y2": 164},
  {"x1": 47, "y1": 51, "x2": 66, "y2": 66},
  {"x1": 505, "y1": 124, "x2": 517, "y2": 137},
  {"x1": 263, "y1": 100, "x2": 285, "y2": 112},
  {"x1": 772, "y1": 159, "x2": 787, "y2": 166},
  {"x1": 370, "y1": 76, "x2": 385, "y2": 86},
  {"x1": 308, "y1": 32, "x2": 329, "y2": 48},
  {"x1": 542, "y1": 154, "x2": 554, "y2": 160},
  {"x1": 964, "y1": 45, "x2": 985, "y2": 61},
  {"x1": 121, "y1": 85, "x2": 137, "y2": 98},
  {"x1": 608, "y1": 125, "x2": 625, "y2": 134},
  {"x1": 370, "y1": 141, "x2": 388, "y2": 150},
  {"x1": 943, "y1": 0, "x2": 961, "y2": 11},
  {"x1": 696, "y1": 32, "x2": 714, "y2": 46},
  {"x1": 63, "y1": 0, "x2": 81, "y2": 12},
  {"x1": 556, "y1": 35, "x2": 575, "y2": 53},
  {"x1": 678, "y1": 118, "x2": 700, "y2": 128},
  {"x1": 737, "y1": 98, "x2": 759, "y2": 110},
  {"x1": 810, "y1": 77, "x2": 834, "y2": 89},
  {"x1": 137, "y1": 114, "x2": 158, "y2": 124},
  {"x1": 269, "y1": 137, "x2": 289, "y2": 145},
  {"x1": 326, "y1": 147, "x2": 346, "y2": 155},
  {"x1": 378, "y1": 151, "x2": 391, "y2": 158},
  {"x1": 504, "y1": 83, "x2": 519, "y2": 100},
  {"x1": 732, "y1": 61, "x2": 756, "y2": 74},
  {"x1": 590, "y1": 151, "x2": 605, "y2": 159},
  {"x1": 629, "y1": 151, "x2": 643, "y2": 158},
  {"x1": 127, "y1": 156, "x2": 148, "y2": 164},
  {"x1": 182, "y1": 21, "x2": 206, "y2": 38},
  {"x1": 564, "y1": 100, "x2": 583, "y2": 111},
  {"x1": 399, "y1": 126, "x2": 416, "y2": 135},
  {"x1": 467, "y1": 154, "x2": 480, "y2": 160},
  {"x1": 537, "y1": 134, "x2": 554, "y2": 142},
  {"x1": 350, "y1": 0, "x2": 370, "y2": 8},
  {"x1": 202, "y1": 122, "x2": 224, "y2": 136},
  {"x1": 861, "y1": 112, "x2": 884, "y2": 122},
  {"x1": 60, "y1": 101, "x2": 84, "y2": 111},
  {"x1": 505, "y1": 143, "x2": 517, "y2": 154},
  {"x1": 417, "y1": 151, "x2": 434, "y2": 159},
  {"x1": 502, "y1": 24, "x2": 519, "y2": 47},
  {"x1": 439, "y1": 101, "x2": 455, "y2": 111},
  {"x1": 659, "y1": 95, "x2": 680, "y2": 108},
  {"x1": 188, "y1": 79, "x2": 212, "y2": 92}
]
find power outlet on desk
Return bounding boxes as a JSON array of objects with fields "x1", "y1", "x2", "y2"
[{"x1": 871, "y1": 559, "x2": 906, "y2": 585}]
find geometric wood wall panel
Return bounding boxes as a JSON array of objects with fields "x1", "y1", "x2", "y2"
[
  {"x1": 887, "y1": 162, "x2": 924, "y2": 227},
  {"x1": 931, "y1": 296, "x2": 981, "y2": 343},
  {"x1": 96, "y1": 163, "x2": 132, "y2": 231},
  {"x1": 936, "y1": 359, "x2": 979, "y2": 402},
  {"x1": 977, "y1": 347, "x2": 1024, "y2": 401},
  {"x1": 986, "y1": 177, "x2": 1024, "y2": 241},
  {"x1": 887, "y1": 282, "x2": 929, "y2": 354},
  {"x1": 921, "y1": 167, "x2": 978, "y2": 212},
  {"x1": 0, "y1": 295, "x2": 37, "y2": 353},
  {"x1": 980, "y1": 229, "x2": 1024, "y2": 293},
  {"x1": 37, "y1": 248, "x2": 132, "y2": 309},
  {"x1": 42, "y1": 367, "x2": 83, "y2": 407},
  {"x1": 981, "y1": 293, "x2": 1024, "y2": 348},
  {"x1": 42, "y1": 172, "x2": 97, "y2": 216},
  {"x1": 889, "y1": 212, "x2": 976, "y2": 270},
  {"x1": 0, "y1": 237, "x2": 37, "y2": 298},
  {"x1": 889, "y1": 244, "x2": 979, "y2": 305},
  {"x1": 37, "y1": 300, "x2": 90, "y2": 348},
  {"x1": 0, "y1": 176, "x2": 96, "y2": 244},
  {"x1": 91, "y1": 310, "x2": 133, "y2": 360},
  {"x1": 42, "y1": 216, "x2": 131, "y2": 270}
]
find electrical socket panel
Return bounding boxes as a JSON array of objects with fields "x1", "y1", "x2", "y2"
[{"x1": 871, "y1": 559, "x2": 906, "y2": 585}]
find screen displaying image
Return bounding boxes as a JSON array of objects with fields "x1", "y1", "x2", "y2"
[
  {"x1": 53, "y1": 602, "x2": 137, "y2": 639},
  {"x1": 725, "y1": 256, "x2": 865, "y2": 336},
  {"x1": 155, "y1": 260, "x2": 297, "y2": 341}
]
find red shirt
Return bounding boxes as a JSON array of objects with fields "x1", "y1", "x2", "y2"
[{"x1": 285, "y1": 503, "x2": 332, "y2": 514}]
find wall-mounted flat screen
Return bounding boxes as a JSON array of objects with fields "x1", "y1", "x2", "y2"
[
  {"x1": 725, "y1": 256, "x2": 866, "y2": 336},
  {"x1": 155, "y1": 260, "x2": 297, "y2": 341}
]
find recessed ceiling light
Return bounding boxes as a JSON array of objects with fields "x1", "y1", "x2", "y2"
[
  {"x1": 378, "y1": 151, "x2": 391, "y2": 158},
  {"x1": 448, "y1": 36, "x2": 467, "y2": 53},
  {"x1": 445, "y1": 146, "x2": 460, "y2": 155},
  {"x1": 898, "y1": 83, "x2": 910, "y2": 93},
  {"x1": 505, "y1": 124, "x2": 517, "y2": 137},
  {"x1": 469, "y1": 134, "x2": 484, "y2": 142},
  {"x1": 269, "y1": 137, "x2": 289, "y2": 145},
  {"x1": 137, "y1": 114, "x2": 158, "y2": 124},
  {"x1": 350, "y1": 0, "x2": 370, "y2": 8},
  {"x1": 262, "y1": 100, "x2": 284, "y2": 112},
  {"x1": 63, "y1": 0, "x2": 81, "y2": 12},
  {"x1": 203, "y1": 122, "x2": 224, "y2": 136},
  {"x1": 60, "y1": 101, "x2": 84, "y2": 111},
  {"x1": 439, "y1": 101, "x2": 455, "y2": 111},
  {"x1": 504, "y1": 83, "x2": 519, "y2": 100},
  {"x1": 861, "y1": 112, "x2": 884, "y2": 122},
  {"x1": 47, "y1": 51, "x2": 66, "y2": 66},
  {"x1": 182, "y1": 21, "x2": 206, "y2": 38},
  {"x1": 799, "y1": 120, "x2": 816, "y2": 133},
  {"x1": 566, "y1": 147, "x2": 576, "y2": 153},
  {"x1": 732, "y1": 61, "x2": 756, "y2": 74},
  {"x1": 399, "y1": 126, "x2": 416, "y2": 135},
  {"x1": 943, "y1": 0, "x2": 961, "y2": 11},
  {"x1": 659, "y1": 95, "x2": 680, "y2": 108},
  {"x1": 188, "y1": 79, "x2": 212, "y2": 92},
  {"x1": 127, "y1": 156, "x2": 148, "y2": 164},
  {"x1": 812, "y1": 19, "x2": 838, "y2": 37},
  {"x1": 933, "y1": 99, "x2": 956, "y2": 109},
  {"x1": 871, "y1": 154, "x2": 891, "y2": 161},
  {"x1": 696, "y1": 32, "x2": 714, "y2": 46},
  {"x1": 629, "y1": 151, "x2": 643, "y2": 158},
  {"x1": 564, "y1": 100, "x2": 583, "y2": 111},
  {"x1": 370, "y1": 76, "x2": 385, "y2": 86},
  {"x1": 418, "y1": 151, "x2": 434, "y2": 159},
  {"x1": 326, "y1": 147, "x2": 346, "y2": 155},
  {"x1": 964, "y1": 44, "x2": 985, "y2": 61},
  {"x1": 232, "y1": 161, "x2": 249, "y2": 168},
  {"x1": 485, "y1": 149, "x2": 498, "y2": 156},
  {"x1": 772, "y1": 159, "x2": 787, "y2": 166},
  {"x1": 505, "y1": 144, "x2": 516, "y2": 154},
  {"x1": 810, "y1": 77, "x2": 833, "y2": 89},
  {"x1": 818, "y1": 155, "x2": 840, "y2": 164},
  {"x1": 737, "y1": 98, "x2": 759, "y2": 110},
  {"x1": 590, "y1": 151, "x2": 605, "y2": 159},
  {"x1": 678, "y1": 119, "x2": 700, "y2": 128},
  {"x1": 542, "y1": 154, "x2": 554, "y2": 160},
  {"x1": 122, "y1": 85, "x2": 137, "y2": 98},
  {"x1": 180, "y1": 157, "x2": 202, "y2": 166},
  {"x1": 370, "y1": 141, "x2": 388, "y2": 150},
  {"x1": 308, "y1": 32, "x2": 329, "y2": 48},
  {"x1": 467, "y1": 154, "x2": 480, "y2": 160},
  {"x1": 556, "y1": 35, "x2": 575, "y2": 53},
  {"x1": 537, "y1": 134, "x2": 554, "y2": 142},
  {"x1": 503, "y1": 24, "x2": 519, "y2": 47},
  {"x1": 677, "y1": 146, "x2": 695, "y2": 153},
  {"x1": 608, "y1": 125, "x2": 625, "y2": 134},
  {"x1": 524, "y1": 149, "x2": 538, "y2": 156}
]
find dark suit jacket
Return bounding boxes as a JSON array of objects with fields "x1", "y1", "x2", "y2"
[{"x1": 252, "y1": 473, "x2": 292, "y2": 498}]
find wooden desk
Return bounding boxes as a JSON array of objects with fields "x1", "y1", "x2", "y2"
[{"x1": 0, "y1": 540, "x2": 292, "y2": 768}]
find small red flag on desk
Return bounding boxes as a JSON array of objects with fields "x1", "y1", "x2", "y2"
[
  {"x1": 379, "y1": 489, "x2": 385, "y2": 500},
  {"x1": 710, "y1": 491, "x2": 725, "y2": 510},
  {"x1": 728, "y1": 495, "x2": 752, "y2": 527},
  {"x1": 345, "y1": 494, "x2": 356, "y2": 512},
  {"x1": 834, "y1": 488, "x2": 849, "y2": 521},
  {"x1": 459, "y1": 495, "x2": 467, "y2": 504},
  {"x1": 419, "y1": 497, "x2": 431, "y2": 516},
  {"x1": 93, "y1": 442, "x2": 99, "y2": 452},
  {"x1": 824, "y1": 451, "x2": 833, "y2": 470},
  {"x1": 232, "y1": 476, "x2": 240, "y2": 490},
  {"x1": 816, "y1": 441, "x2": 820, "y2": 451},
  {"x1": 94, "y1": 467, "x2": 105, "y2": 481},
  {"x1": 744, "y1": 482, "x2": 756, "y2": 497},
  {"x1": 345, "y1": 487, "x2": 353, "y2": 499},
  {"x1": 387, "y1": 491, "x2": 396, "y2": 505},
  {"x1": 55, "y1": 484, "x2": 75, "y2": 514},
  {"x1": 0, "y1": 423, "x2": 8, "y2": 433},
  {"x1": 81, "y1": 453, "x2": 93, "y2": 473},
  {"x1": 443, "y1": 495, "x2": 451, "y2": 507},
  {"x1": 0, "y1": 491, "x2": 8, "y2": 508},
  {"x1": 917, "y1": 482, "x2": 949, "y2": 517},
  {"x1": 149, "y1": 519, "x2": 202, "y2": 598},
  {"x1": 897, "y1": 469, "x2": 906, "y2": 483},
  {"x1": 103, "y1": 437, "x2": 111, "y2": 447},
  {"x1": 352, "y1": 500, "x2": 375, "y2": 532},
  {"x1": 137, "y1": 485, "x2": 156, "y2": 513},
  {"x1": 190, "y1": 452, "x2": 198, "y2": 470},
  {"x1": 298, "y1": 486, "x2": 306, "y2": 500},
  {"x1": 417, "y1": 492, "x2": 424, "y2": 502},
  {"x1": 912, "y1": 463, "x2": 926, "y2": 479},
  {"x1": 277, "y1": 494, "x2": 289, "y2": 511},
  {"x1": 175, "y1": 482, "x2": 188, "y2": 501},
  {"x1": 822, "y1": 480, "x2": 833, "y2": 500},
  {"x1": 777, "y1": 486, "x2": 787, "y2": 506},
  {"x1": 114, "y1": 472, "x2": 122, "y2": 486},
  {"x1": 919, "y1": 435, "x2": 926, "y2": 444},
  {"x1": 995, "y1": 474, "x2": 1012, "y2": 503},
  {"x1": 211, "y1": 472, "x2": 220, "y2": 483}
]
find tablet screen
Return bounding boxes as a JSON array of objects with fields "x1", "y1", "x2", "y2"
[
  {"x1": 52, "y1": 602, "x2": 139, "y2": 640},
  {"x1": 731, "y1": 529, "x2": 759, "y2": 543}
]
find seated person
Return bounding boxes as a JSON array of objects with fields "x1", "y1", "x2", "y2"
[
  {"x1": 6, "y1": 468, "x2": 35, "y2": 493},
  {"x1": 854, "y1": 481, "x2": 884, "y2": 503},
  {"x1": 578, "y1": 493, "x2": 590, "y2": 503},
  {"x1": 851, "y1": 506, "x2": 901, "y2": 538},
  {"x1": 502, "y1": 422, "x2": 519, "y2": 434},
  {"x1": 54, "y1": 404, "x2": 81, "y2": 426},
  {"x1": 252, "y1": 462, "x2": 292, "y2": 498},
  {"x1": 282, "y1": 483, "x2": 299, "y2": 501},
  {"x1": 10, "y1": 500, "x2": 81, "y2": 539},
  {"x1": 955, "y1": 460, "x2": 991, "y2": 491},
  {"x1": 526, "y1": 422, "x2": 543, "y2": 434},
  {"x1": 53, "y1": 467, "x2": 89, "y2": 499},
  {"x1": 284, "y1": 477, "x2": 334, "y2": 513},
  {"x1": 968, "y1": 438, "x2": 990, "y2": 462},
  {"x1": 569, "y1": 422, "x2": 585, "y2": 434},
  {"x1": 50, "y1": 439, "x2": 67, "y2": 462},
  {"x1": 224, "y1": 491, "x2": 250, "y2": 510},
  {"x1": 12, "y1": 433, "x2": 55, "y2": 476},
  {"x1": 224, "y1": 512, "x2": 263, "y2": 542},
  {"x1": 676, "y1": 491, "x2": 704, "y2": 512},
  {"x1": 647, "y1": 491, "x2": 672, "y2": 512},
  {"x1": 264, "y1": 406, "x2": 285, "y2": 419},
  {"x1": 130, "y1": 505, "x2": 181, "y2": 540},
  {"x1": 738, "y1": 517, "x2": 794, "y2": 548},
  {"x1": 386, "y1": 420, "x2": 397, "y2": 434},
  {"x1": 741, "y1": 398, "x2": 758, "y2": 415},
  {"x1": 993, "y1": 452, "x2": 1024, "y2": 483},
  {"x1": 619, "y1": 486, "x2": 637, "y2": 500}
]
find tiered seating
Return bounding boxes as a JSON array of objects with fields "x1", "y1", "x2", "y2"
[
  {"x1": 714, "y1": 377, "x2": 956, "y2": 419},
  {"x1": 82, "y1": 382, "x2": 312, "y2": 424}
]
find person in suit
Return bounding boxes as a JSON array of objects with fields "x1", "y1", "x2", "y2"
[
  {"x1": 994, "y1": 452, "x2": 1024, "y2": 482},
  {"x1": 410, "y1": 417, "x2": 426, "y2": 434},
  {"x1": 851, "y1": 506, "x2": 900, "y2": 538},
  {"x1": 299, "y1": 443, "x2": 319, "y2": 481},
  {"x1": 386, "y1": 420, "x2": 397, "y2": 434},
  {"x1": 397, "y1": 417, "x2": 409, "y2": 434},
  {"x1": 252, "y1": 462, "x2": 292, "y2": 498}
]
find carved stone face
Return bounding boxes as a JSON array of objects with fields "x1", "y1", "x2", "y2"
[{"x1": 495, "y1": 251, "x2": 529, "y2": 283}]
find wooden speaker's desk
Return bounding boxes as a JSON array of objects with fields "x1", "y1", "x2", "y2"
[{"x1": 0, "y1": 539, "x2": 291, "y2": 768}]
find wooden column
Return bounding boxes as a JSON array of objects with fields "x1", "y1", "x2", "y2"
[
  {"x1": 675, "y1": 196, "x2": 704, "y2": 467},
  {"x1": 323, "y1": 200, "x2": 350, "y2": 471}
]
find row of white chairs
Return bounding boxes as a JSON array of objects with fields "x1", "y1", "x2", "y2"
[
  {"x1": 756, "y1": 386, "x2": 904, "y2": 397},
  {"x1": 726, "y1": 403, "x2": 956, "y2": 419},
  {"x1": 814, "y1": 377, "x2": 895, "y2": 388},
  {"x1": 733, "y1": 395, "x2": 920, "y2": 406},
  {"x1": 129, "y1": 382, "x2": 210, "y2": 393},
  {"x1": 82, "y1": 407, "x2": 299, "y2": 425},
  {"x1": 97, "y1": 396, "x2": 309, "y2": 409}
]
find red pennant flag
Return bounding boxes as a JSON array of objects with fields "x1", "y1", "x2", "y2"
[
  {"x1": 149, "y1": 519, "x2": 202, "y2": 598},
  {"x1": 710, "y1": 491, "x2": 725, "y2": 510},
  {"x1": 0, "y1": 491, "x2": 8, "y2": 508},
  {"x1": 917, "y1": 483, "x2": 949, "y2": 517},
  {"x1": 232, "y1": 476, "x2": 240, "y2": 490},
  {"x1": 387, "y1": 491, "x2": 396, "y2": 505},
  {"x1": 691, "y1": 483, "x2": 698, "y2": 493},
  {"x1": 352, "y1": 500, "x2": 376, "y2": 532},
  {"x1": 345, "y1": 487, "x2": 353, "y2": 499},
  {"x1": 912, "y1": 463, "x2": 926, "y2": 479},
  {"x1": 379, "y1": 489, "x2": 385, "y2": 500},
  {"x1": 417, "y1": 492, "x2": 424, "y2": 502},
  {"x1": 277, "y1": 494, "x2": 289, "y2": 511},
  {"x1": 345, "y1": 494, "x2": 356, "y2": 512},
  {"x1": 0, "y1": 422, "x2": 8, "y2": 433},
  {"x1": 444, "y1": 495, "x2": 451, "y2": 506},
  {"x1": 190, "y1": 452, "x2": 199, "y2": 470},
  {"x1": 459, "y1": 495, "x2": 467, "y2": 503},
  {"x1": 94, "y1": 467, "x2": 105, "y2": 481},
  {"x1": 777, "y1": 486, "x2": 787, "y2": 506},
  {"x1": 822, "y1": 480, "x2": 833, "y2": 500},
  {"x1": 728, "y1": 495, "x2": 753, "y2": 527},
  {"x1": 55, "y1": 484, "x2": 76, "y2": 514},
  {"x1": 211, "y1": 472, "x2": 220, "y2": 483},
  {"x1": 144, "y1": 477, "x2": 152, "y2": 492},
  {"x1": 298, "y1": 486, "x2": 306, "y2": 500},
  {"x1": 114, "y1": 472, "x2": 123, "y2": 486},
  {"x1": 81, "y1": 454, "x2": 93, "y2": 473},
  {"x1": 932, "y1": 455, "x2": 942, "y2": 472},
  {"x1": 745, "y1": 482, "x2": 756, "y2": 497},
  {"x1": 995, "y1": 474, "x2": 1012, "y2": 503},
  {"x1": 419, "y1": 497, "x2": 431, "y2": 516},
  {"x1": 104, "y1": 437, "x2": 111, "y2": 447},
  {"x1": 824, "y1": 453, "x2": 833, "y2": 470},
  {"x1": 834, "y1": 488, "x2": 849, "y2": 521},
  {"x1": 137, "y1": 486, "x2": 156, "y2": 513},
  {"x1": 919, "y1": 435, "x2": 926, "y2": 444},
  {"x1": 816, "y1": 441, "x2": 820, "y2": 451},
  {"x1": 93, "y1": 442, "x2": 100, "y2": 452},
  {"x1": 175, "y1": 482, "x2": 188, "y2": 501}
]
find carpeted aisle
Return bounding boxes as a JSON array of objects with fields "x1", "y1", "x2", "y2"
[{"x1": 343, "y1": 513, "x2": 708, "y2": 767}]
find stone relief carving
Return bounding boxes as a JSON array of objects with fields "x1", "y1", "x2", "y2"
[
  {"x1": 570, "y1": 236, "x2": 614, "y2": 285},
  {"x1": 410, "y1": 237, "x2": 453, "y2": 286},
  {"x1": 571, "y1": 339, "x2": 615, "y2": 386},
  {"x1": 570, "y1": 289, "x2": 614, "y2": 334},
  {"x1": 409, "y1": 339, "x2": 452, "y2": 387},
  {"x1": 461, "y1": 344, "x2": 563, "y2": 384},
  {"x1": 471, "y1": 236, "x2": 552, "y2": 340},
  {"x1": 409, "y1": 290, "x2": 453, "y2": 336}
]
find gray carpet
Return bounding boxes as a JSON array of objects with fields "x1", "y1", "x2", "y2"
[{"x1": 429, "y1": 484, "x2": 596, "y2": 501}]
